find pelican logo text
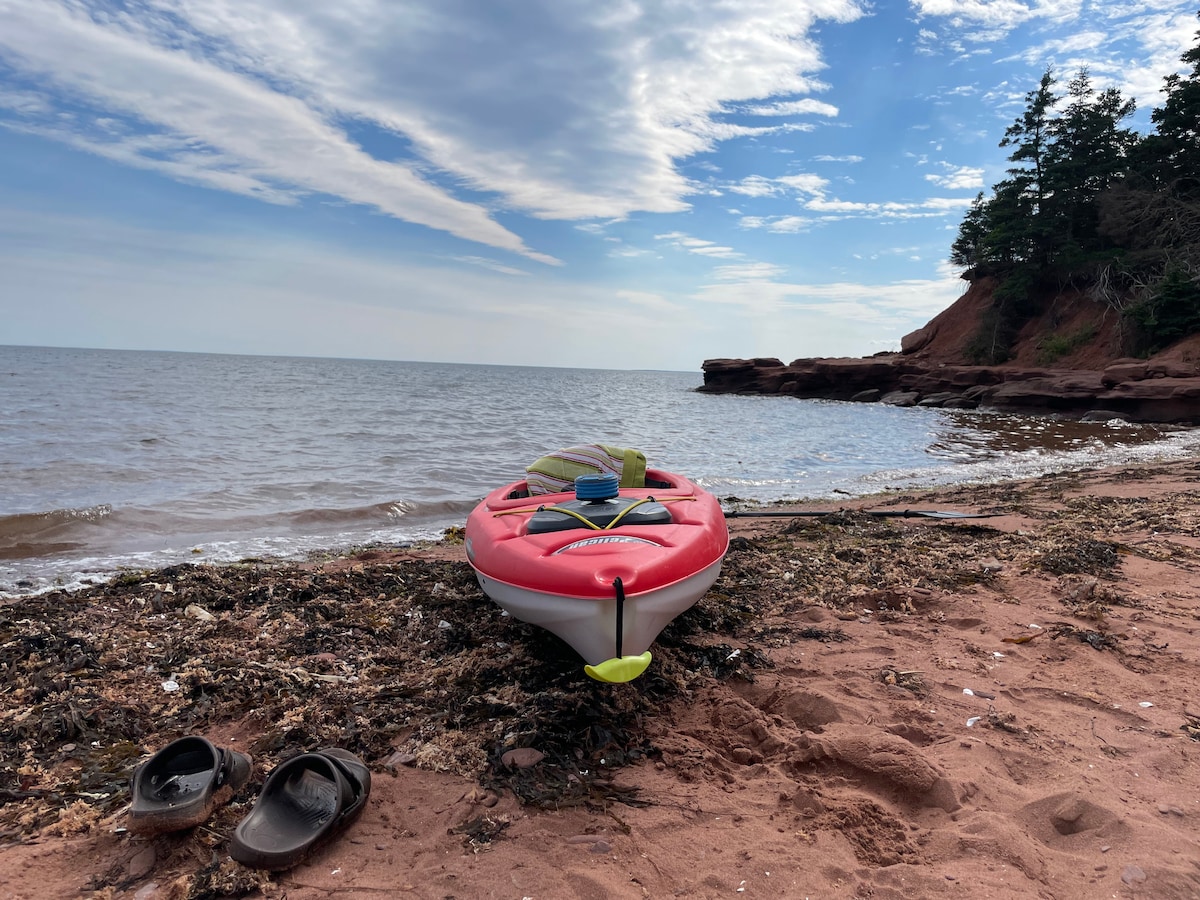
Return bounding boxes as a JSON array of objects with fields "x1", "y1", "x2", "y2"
[{"x1": 552, "y1": 535, "x2": 659, "y2": 554}]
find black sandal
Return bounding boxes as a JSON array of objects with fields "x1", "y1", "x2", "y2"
[
  {"x1": 128, "y1": 736, "x2": 252, "y2": 835},
  {"x1": 230, "y1": 748, "x2": 371, "y2": 871}
]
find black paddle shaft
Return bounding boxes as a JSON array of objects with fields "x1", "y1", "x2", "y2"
[
  {"x1": 613, "y1": 577, "x2": 625, "y2": 658},
  {"x1": 724, "y1": 509, "x2": 997, "y2": 520}
]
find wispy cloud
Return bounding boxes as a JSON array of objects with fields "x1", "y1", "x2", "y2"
[
  {"x1": 451, "y1": 256, "x2": 530, "y2": 276},
  {"x1": 655, "y1": 231, "x2": 743, "y2": 259},
  {"x1": 739, "y1": 98, "x2": 840, "y2": 117},
  {"x1": 693, "y1": 266, "x2": 966, "y2": 325},
  {"x1": 924, "y1": 164, "x2": 985, "y2": 190},
  {"x1": 739, "y1": 215, "x2": 814, "y2": 233},
  {"x1": 0, "y1": 1, "x2": 560, "y2": 263},
  {"x1": 711, "y1": 262, "x2": 788, "y2": 280},
  {"x1": 0, "y1": 0, "x2": 869, "y2": 253},
  {"x1": 913, "y1": 1, "x2": 1196, "y2": 108},
  {"x1": 729, "y1": 175, "x2": 783, "y2": 197}
]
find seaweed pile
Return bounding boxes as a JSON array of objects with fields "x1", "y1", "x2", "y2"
[{"x1": 0, "y1": 550, "x2": 777, "y2": 844}]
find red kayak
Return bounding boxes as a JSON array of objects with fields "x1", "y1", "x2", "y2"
[{"x1": 465, "y1": 469, "x2": 729, "y2": 682}]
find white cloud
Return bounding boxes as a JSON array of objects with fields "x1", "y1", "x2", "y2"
[
  {"x1": 0, "y1": 1, "x2": 559, "y2": 263},
  {"x1": 0, "y1": 89, "x2": 53, "y2": 114},
  {"x1": 739, "y1": 215, "x2": 814, "y2": 233},
  {"x1": 0, "y1": 0, "x2": 870, "y2": 239},
  {"x1": 922, "y1": 196, "x2": 977, "y2": 211},
  {"x1": 451, "y1": 256, "x2": 530, "y2": 276},
  {"x1": 924, "y1": 164, "x2": 985, "y2": 189},
  {"x1": 778, "y1": 173, "x2": 831, "y2": 195},
  {"x1": 813, "y1": 154, "x2": 864, "y2": 163},
  {"x1": 690, "y1": 244, "x2": 743, "y2": 259},
  {"x1": 803, "y1": 196, "x2": 973, "y2": 218},
  {"x1": 694, "y1": 260, "x2": 966, "y2": 321},
  {"x1": 654, "y1": 230, "x2": 743, "y2": 259},
  {"x1": 913, "y1": 1, "x2": 1197, "y2": 114},
  {"x1": 711, "y1": 262, "x2": 788, "y2": 280},
  {"x1": 729, "y1": 175, "x2": 782, "y2": 197},
  {"x1": 740, "y1": 98, "x2": 840, "y2": 117},
  {"x1": 608, "y1": 245, "x2": 656, "y2": 258},
  {"x1": 910, "y1": 0, "x2": 1050, "y2": 35}
]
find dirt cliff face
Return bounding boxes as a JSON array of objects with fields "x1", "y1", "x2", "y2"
[{"x1": 905, "y1": 277, "x2": 1200, "y2": 371}]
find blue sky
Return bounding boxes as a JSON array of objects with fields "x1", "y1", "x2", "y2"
[{"x1": 1, "y1": 1, "x2": 1197, "y2": 371}]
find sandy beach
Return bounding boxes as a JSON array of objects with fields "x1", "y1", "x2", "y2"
[{"x1": 4, "y1": 458, "x2": 1200, "y2": 899}]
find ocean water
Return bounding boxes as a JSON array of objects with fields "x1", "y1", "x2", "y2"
[{"x1": 3, "y1": 344, "x2": 1197, "y2": 596}]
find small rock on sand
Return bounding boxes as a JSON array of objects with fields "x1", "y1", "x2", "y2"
[
  {"x1": 1121, "y1": 864, "x2": 1147, "y2": 885},
  {"x1": 502, "y1": 748, "x2": 545, "y2": 769}
]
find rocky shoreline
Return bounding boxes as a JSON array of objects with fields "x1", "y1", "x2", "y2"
[{"x1": 699, "y1": 355, "x2": 1200, "y2": 424}]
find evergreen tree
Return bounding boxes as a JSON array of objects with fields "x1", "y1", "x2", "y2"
[
  {"x1": 1042, "y1": 68, "x2": 1136, "y2": 273},
  {"x1": 999, "y1": 69, "x2": 1057, "y2": 265},
  {"x1": 950, "y1": 19, "x2": 1200, "y2": 359},
  {"x1": 1141, "y1": 13, "x2": 1200, "y2": 198},
  {"x1": 949, "y1": 193, "x2": 989, "y2": 273}
]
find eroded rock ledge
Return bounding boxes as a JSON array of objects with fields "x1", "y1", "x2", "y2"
[{"x1": 699, "y1": 355, "x2": 1200, "y2": 424}]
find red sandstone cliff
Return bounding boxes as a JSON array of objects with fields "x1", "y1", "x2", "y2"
[{"x1": 700, "y1": 280, "x2": 1200, "y2": 424}]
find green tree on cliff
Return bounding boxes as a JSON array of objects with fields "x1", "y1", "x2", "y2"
[
  {"x1": 1043, "y1": 69, "x2": 1137, "y2": 271},
  {"x1": 952, "y1": 14, "x2": 1200, "y2": 361},
  {"x1": 999, "y1": 69, "x2": 1058, "y2": 268},
  {"x1": 1140, "y1": 23, "x2": 1200, "y2": 198}
]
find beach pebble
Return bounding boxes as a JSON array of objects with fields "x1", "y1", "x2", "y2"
[
  {"x1": 184, "y1": 603, "x2": 214, "y2": 621},
  {"x1": 730, "y1": 747, "x2": 763, "y2": 765},
  {"x1": 589, "y1": 840, "x2": 612, "y2": 854},
  {"x1": 133, "y1": 884, "x2": 159, "y2": 900},
  {"x1": 1121, "y1": 865, "x2": 1147, "y2": 885},
  {"x1": 127, "y1": 846, "x2": 156, "y2": 879},
  {"x1": 502, "y1": 748, "x2": 544, "y2": 769},
  {"x1": 383, "y1": 751, "x2": 417, "y2": 769}
]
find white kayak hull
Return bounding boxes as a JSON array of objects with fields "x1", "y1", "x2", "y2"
[{"x1": 475, "y1": 557, "x2": 725, "y2": 667}]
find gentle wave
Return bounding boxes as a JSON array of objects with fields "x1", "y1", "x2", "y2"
[
  {"x1": 0, "y1": 497, "x2": 478, "y2": 563},
  {"x1": 0, "y1": 505, "x2": 113, "y2": 560}
]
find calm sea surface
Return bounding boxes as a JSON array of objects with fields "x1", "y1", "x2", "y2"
[{"x1": 3, "y1": 345, "x2": 1197, "y2": 596}]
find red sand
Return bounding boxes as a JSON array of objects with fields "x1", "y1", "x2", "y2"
[{"x1": 4, "y1": 460, "x2": 1200, "y2": 899}]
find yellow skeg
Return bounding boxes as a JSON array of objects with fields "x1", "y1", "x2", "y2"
[{"x1": 584, "y1": 651, "x2": 653, "y2": 683}]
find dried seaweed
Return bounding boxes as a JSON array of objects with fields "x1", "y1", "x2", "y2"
[{"x1": 1050, "y1": 623, "x2": 1122, "y2": 651}]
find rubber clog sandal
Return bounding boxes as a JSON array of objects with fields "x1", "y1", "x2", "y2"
[
  {"x1": 230, "y1": 748, "x2": 371, "y2": 871},
  {"x1": 128, "y1": 736, "x2": 252, "y2": 835}
]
